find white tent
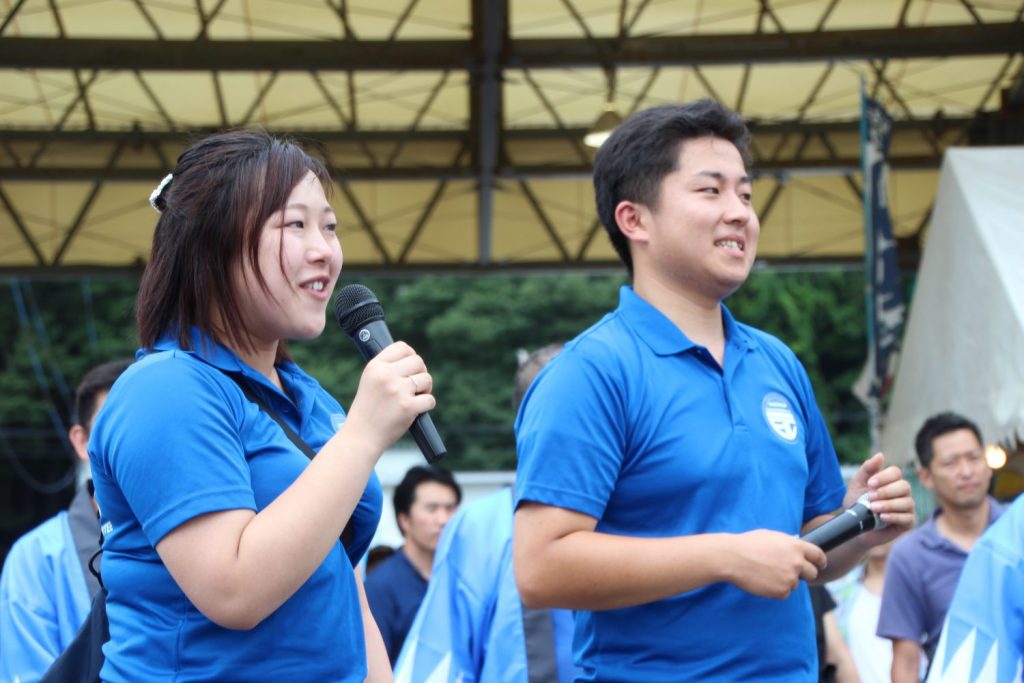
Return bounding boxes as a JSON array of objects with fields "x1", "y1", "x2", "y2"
[{"x1": 881, "y1": 147, "x2": 1024, "y2": 467}]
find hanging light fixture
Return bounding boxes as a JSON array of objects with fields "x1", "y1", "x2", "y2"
[
  {"x1": 584, "y1": 66, "x2": 622, "y2": 149},
  {"x1": 584, "y1": 103, "x2": 623, "y2": 148}
]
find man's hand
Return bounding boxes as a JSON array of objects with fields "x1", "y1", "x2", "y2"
[
  {"x1": 723, "y1": 530, "x2": 827, "y2": 599},
  {"x1": 844, "y1": 452, "x2": 915, "y2": 547}
]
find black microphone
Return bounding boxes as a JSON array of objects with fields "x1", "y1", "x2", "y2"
[
  {"x1": 799, "y1": 494, "x2": 887, "y2": 553},
  {"x1": 334, "y1": 284, "x2": 446, "y2": 464}
]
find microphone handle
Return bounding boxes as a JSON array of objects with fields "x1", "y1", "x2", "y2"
[
  {"x1": 351, "y1": 320, "x2": 447, "y2": 463},
  {"x1": 800, "y1": 499, "x2": 879, "y2": 553}
]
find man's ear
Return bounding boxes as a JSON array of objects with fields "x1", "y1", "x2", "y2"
[
  {"x1": 918, "y1": 466, "x2": 934, "y2": 491},
  {"x1": 396, "y1": 512, "x2": 410, "y2": 537},
  {"x1": 614, "y1": 200, "x2": 651, "y2": 245},
  {"x1": 68, "y1": 424, "x2": 90, "y2": 463}
]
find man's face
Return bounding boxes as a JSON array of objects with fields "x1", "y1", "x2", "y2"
[
  {"x1": 627, "y1": 135, "x2": 760, "y2": 304},
  {"x1": 398, "y1": 481, "x2": 459, "y2": 555},
  {"x1": 920, "y1": 428, "x2": 993, "y2": 511}
]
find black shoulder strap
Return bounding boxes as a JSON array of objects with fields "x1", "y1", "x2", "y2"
[
  {"x1": 225, "y1": 372, "x2": 355, "y2": 549},
  {"x1": 228, "y1": 373, "x2": 315, "y2": 459}
]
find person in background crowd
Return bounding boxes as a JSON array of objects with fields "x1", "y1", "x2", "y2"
[
  {"x1": 365, "y1": 465, "x2": 461, "y2": 664},
  {"x1": 513, "y1": 99, "x2": 915, "y2": 682},
  {"x1": 395, "y1": 343, "x2": 576, "y2": 683},
  {"x1": 365, "y1": 545, "x2": 396, "y2": 576},
  {"x1": 829, "y1": 540, "x2": 894, "y2": 683},
  {"x1": 810, "y1": 584, "x2": 860, "y2": 683},
  {"x1": 0, "y1": 359, "x2": 131, "y2": 682},
  {"x1": 88, "y1": 130, "x2": 435, "y2": 681},
  {"x1": 878, "y1": 412, "x2": 1003, "y2": 682}
]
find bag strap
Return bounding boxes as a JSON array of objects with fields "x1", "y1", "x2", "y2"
[
  {"x1": 225, "y1": 372, "x2": 355, "y2": 549},
  {"x1": 228, "y1": 373, "x2": 315, "y2": 459}
]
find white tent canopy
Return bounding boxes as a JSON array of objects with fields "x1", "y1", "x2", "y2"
[{"x1": 881, "y1": 147, "x2": 1024, "y2": 467}]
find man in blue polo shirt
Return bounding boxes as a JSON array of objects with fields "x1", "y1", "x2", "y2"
[
  {"x1": 513, "y1": 99, "x2": 917, "y2": 682},
  {"x1": 366, "y1": 465, "x2": 461, "y2": 664}
]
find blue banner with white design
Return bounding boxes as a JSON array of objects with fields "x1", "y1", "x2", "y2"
[{"x1": 860, "y1": 93, "x2": 905, "y2": 400}]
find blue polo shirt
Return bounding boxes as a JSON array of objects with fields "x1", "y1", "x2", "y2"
[
  {"x1": 365, "y1": 548, "x2": 427, "y2": 664},
  {"x1": 515, "y1": 286, "x2": 846, "y2": 682},
  {"x1": 89, "y1": 328, "x2": 383, "y2": 682}
]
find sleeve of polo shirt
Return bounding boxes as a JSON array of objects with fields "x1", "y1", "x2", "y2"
[
  {"x1": 792, "y1": 359, "x2": 846, "y2": 521},
  {"x1": 99, "y1": 355, "x2": 256, "y2": 546},
  {"x1": 514, "y1": 344, "x2": 627, "y2": 520},
  {"x1": 876, "y1": 540, "x2": 926, "y2": 643}
]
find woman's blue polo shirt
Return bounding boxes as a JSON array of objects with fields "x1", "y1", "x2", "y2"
[{"x1": 90, "y1": 329, "x2": 382, "y2": 681}]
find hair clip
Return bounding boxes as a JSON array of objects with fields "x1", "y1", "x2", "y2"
[{"x1": 148, "y1": 173, "x2": 174, "y2": 214}]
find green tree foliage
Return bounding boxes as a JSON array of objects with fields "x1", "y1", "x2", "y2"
[
  {"x1": 1, "y1": 269, "x2": 871, "y2": 482},
  {"x1": 0, "y1": 279, "x2": 139, "y2": 546},
  {"x1": 290, "y1": 274, "x2": 627, "y2": 471}
]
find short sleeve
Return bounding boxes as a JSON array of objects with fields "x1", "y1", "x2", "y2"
[
  {"x1": 514, "y1": 344, "x2": 627, "y2": 520},
  {"x1": 787, "y1": 347, "x2": 846, "y2": 522},
  {"x1": 92, "y1": 353, "x2": 256, "y2": 546},
  {"x1": 877, "y1": 540, "x2": 927, "y2": 642}
]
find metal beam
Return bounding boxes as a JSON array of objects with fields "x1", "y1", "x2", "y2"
[
  {"x1": 1, "y1": 23, "x2": 1021, "y2": 71},
  {"x1": 0, "y1": 115, "x2": 977, "y2": 145},
  {"x1": 470, "y1": 0, "x2": 506, "y2": 266},
  {"x1": 0, "y1": 155, "x2": 948, "y2": 183},
  {"x1": 0, "y1": 184, "x2": 46, "y2": 265}
]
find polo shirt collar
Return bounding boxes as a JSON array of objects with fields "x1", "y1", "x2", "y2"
[
  {"x1": 617, "y1": 285, "x2": 758, "y2": 357},
  {"x1": 146, "y1": 327, "x2": 313, "y2": 394},
  {"x1": 919, "y1": 496, "x2": 1006, "y2": 551}
]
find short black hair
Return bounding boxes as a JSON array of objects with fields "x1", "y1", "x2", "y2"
[
  {"x1": 593, "y1": 99, "x2": 752, "y2": 273},
  {"x1": 914, "y1": 411, "x2": 983, "y2": 469},
  {"x1": 393, "y1": 465, "x2": 462, "y2": 520},
  {"x1": 73, "y1": 358, "x2": 133, "y2": 430}
]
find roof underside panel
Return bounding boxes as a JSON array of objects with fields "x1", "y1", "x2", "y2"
[{"x1": 1, "y1": 0, "x2": 1021, "y2": 275}]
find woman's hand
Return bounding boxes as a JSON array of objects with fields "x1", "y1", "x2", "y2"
[{"x1": 341, "y1": 341, "x2": 436, "y2": 457}]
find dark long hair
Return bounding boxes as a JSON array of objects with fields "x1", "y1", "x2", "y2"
[{"x1": 137, "y1": 130, "x2": 331, "y2": 355}]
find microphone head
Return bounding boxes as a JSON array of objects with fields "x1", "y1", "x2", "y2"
[{"x1": 335, "y1": 284, "x2": 385, "y2": 337}]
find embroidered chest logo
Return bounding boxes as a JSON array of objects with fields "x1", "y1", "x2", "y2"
[{"x1": 762, "y1": 393, "x2": 799, "y2": 442}]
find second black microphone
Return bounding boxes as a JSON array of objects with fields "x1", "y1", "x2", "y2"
[{"x1": 334, "y1": 284, "x2": 447, "y2": 464}]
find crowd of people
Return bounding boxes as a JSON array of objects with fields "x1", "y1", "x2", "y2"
[{"x1": 0, "y1": 99, "x2": 1019, "y2": 682}]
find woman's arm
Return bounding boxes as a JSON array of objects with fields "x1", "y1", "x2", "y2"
[
  {"x1": 358, "y1": 568, "x2": 394, "y2": 682},
  {"x1": 155, "y1": 342, "x2": 433, "y2": 629}
]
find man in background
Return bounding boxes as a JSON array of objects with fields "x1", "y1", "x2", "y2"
[
  {"x1": 878, "y1": 411, "x2": 1003, "y2": 681},
  {"x1": 395, "y1": 343, "x2": 576, "y2": 683},
  {"x1": 365, "y1": 464, "x2": 461, "y2": 664},
  {"x1": 0, "y1": 358, "x2": 131, "y2": 681}
]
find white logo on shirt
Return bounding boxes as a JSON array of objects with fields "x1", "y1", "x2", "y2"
[
  {"x1": 331, "y1": 413, "x2": 346, "y2": 432},
  {"x1": 762, "y1": 393, "x2": 798, "y2": 442},
  {"x1": 101, "y1": 521, "x2": 114, "y2": 536}
]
